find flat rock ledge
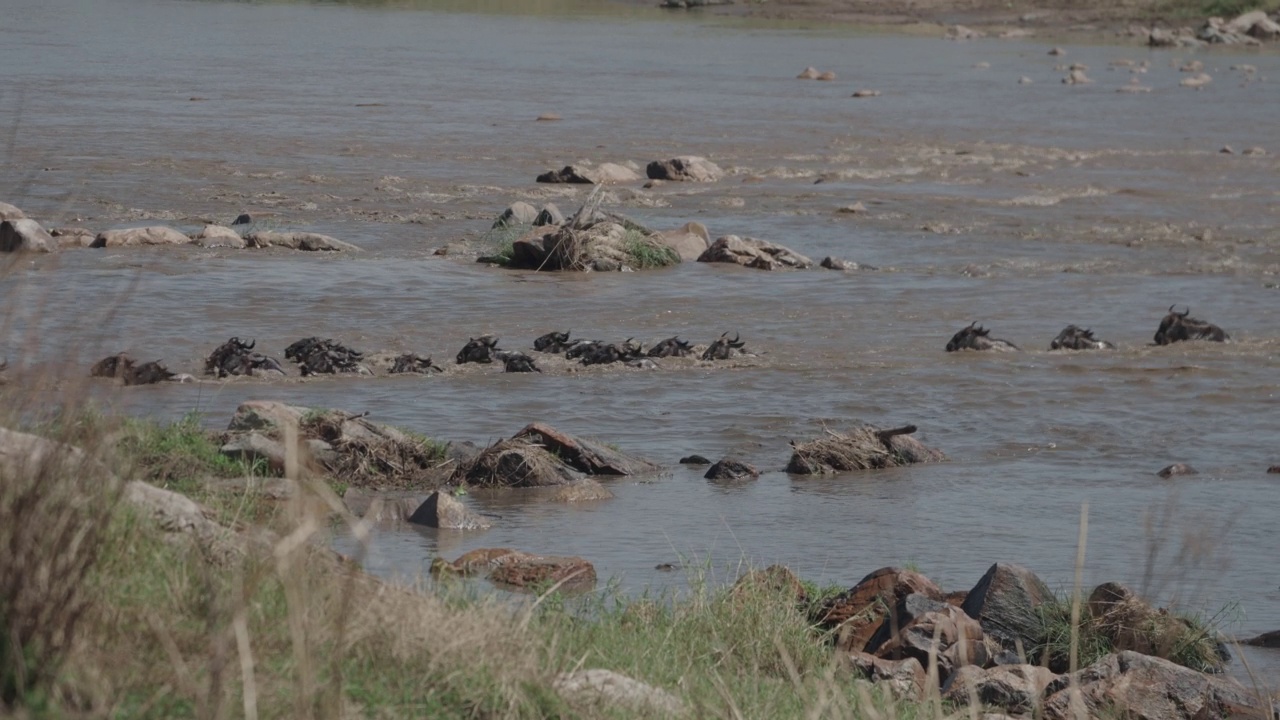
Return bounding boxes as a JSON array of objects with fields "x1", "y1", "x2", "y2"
[{"x1": 697, "y1": 235, "x2": 812, "y2": 270}]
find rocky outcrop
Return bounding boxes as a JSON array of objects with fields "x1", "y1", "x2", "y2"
[
  {"x1": 873, "y1": 604, "x2": 989, "y2": 681},
  {"x1": 703, "y1": 457, "x2": 759, "y2": 481},
  {"x1": 844, "y1": 653, "x2": 926, "y2": 701},
  {"x1": 506, "y1": 212, "x2": 673, "y2": 272},
  {"x1": 452, "y1": 438, "x2": 579, "y2": 488},
  {"x1": 943, "y1": 664, "x2": 1059, "y2": 714},
  {"x1": 92, "y1": 226, "x2": 191, "y2": 247},
  {"x1": 960, "y1": 563, "x2": 1054, "y2": 659},
  {"x1": 50, "y1": 227, "x2": 97, "y2": 248},
  {"x1": 0, "y1": 218, "x2": 53, "y2": 253},
  {"x1": 1086, "y1": 582, "x2": 1227, "y2": 672},
  {"x1": 406, "y1": 490, "x2": 491, "y2": 530},
  {"x1": 434, "y1": 548, "x2": 596, "y2": 590},
  {"x1": 1041, "y1": 651, "x2": 1265, "y2": 720},
  {"x1": 536, "y1": 163, "x2": 642, "y2": 185},
  {"x1": 786, "y1": 425, "x2": 945, "y2": 474},
  {"x1": 553, "y1": 669, "x2": 686, "y2": 716},
  {"x1": 816, "y1": 567, "x2": 944, "y2": 653},
  {"x1": 243, "y1": 230, "x2": 360, "y2": 251},
  {"x1": 696, "y1": 235, "x2": 812, "y2": 270},
  {"x1": 646, "y1": 156, "x2": 724, "y2": 182},
  {"x1": 511, "y1": 423, "x2": 659, "y2": 476},
  {"x1": 192, "y1": 224, "x2": 247, "y2": 249},
  {"x1": 652, "y1": 222, "x2": 710, "y2": 261}
]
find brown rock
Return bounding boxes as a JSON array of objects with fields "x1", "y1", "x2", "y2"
[
  {"x1": 844, "y1": 652, "x2": 925, "y2": 701},
  {"x1": 92, "y1": 226, "x2": 191, "y2": 247},
  {"x1": 407, "y1": 490, "x2": 492, "y2": 530},
  {"x1": 512, "y1": 422, "x2": 659, "y2": 476},
  {"x1": 535, "y1": 113, "x2": 562, "y2": 121},
  {"x1": 943, "y1": 664, "x2": 1060, "y2": 714},
  {"x1": 960, "y1": 563, "x2": 1053, "y2": 656},
  {"x1": 645, "y1": 156, "x2": 724, "y2": 182},
  {"x1": 1157, "y1": 462, "x2": 1198, "y2": 478},
  {"x1": 816, "y1": 568, "x2": 944, "y2": 653},
  {"x1": 1042, "y1": 651, "x2": 1264, "y2": 720},
  {"x1": 1268, "y1": 465, "x2": 1280, "y2": 474},
  {"x1": 786, "y1": 424, "x2": 946, "y2": 474},
  {"x1": 488, "y1": 552, "x2": 596, "y2": 590},
  {"x1": 874, "y1": 605, "x2": 988, "y2": 682},
  {"x1": 651, "y1": 222, "x2": 710, "y2": 261}
]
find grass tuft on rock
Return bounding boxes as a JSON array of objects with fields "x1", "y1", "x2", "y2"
[{"x1": 623, "y1": 228, "x2": 680, "y2": 269}]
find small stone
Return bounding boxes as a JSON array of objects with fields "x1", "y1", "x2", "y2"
[
  {"x1": 820, "y1": 256, "x2": 860, "y2": 271},
  {"x1": 1018, "y1": 76, "x2": 1033, "y2": 84},
  {"x1": 797, "y1": 66, "x2": 821, "y2": 79},
  {"x1": 1220, "y1": 145, "x2": 1235, "y2": 154},
  {"x1": 973, "y1": 61, "x2": 991, "y2": 69},
  {"x1": 816, "y1": 71, "x2": 837, "y2": 81},
  {"x1": 1156, "y1": 462, "x2": 1198, "y2": 478},
  {"x1": 837, "y1": 202, "x2": 867, "y2": 214},
  {"x1": 1048, "y1": 46, "x2": 1066, "y2": 55},
  {"x1": 1180, "y1": 60, "x2": 1204, "y2": 72},
  {"x1": 1243, "y1": 146, "x2": 1267, "y2": 156},
  {"x1": 231, "y1": 213, "x2": 252, "y2": 226},
  {"x1": 679, "y1": 454, "x2": 712, "y2": 465},
  {"x1": 1064, "y1": 69, "x2": 1093, "y2": 84},
  {"x1": 536, "y1": 113, "x2": 562, "y2": 121},
  {"x1": 851, "y1": 89, "x2": 881, "y2": 97},
  {"x1": 1180, "y1": 72, "x2": 1212, "y2": 88}
]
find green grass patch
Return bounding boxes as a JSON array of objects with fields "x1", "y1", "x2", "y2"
[
  {"x1": 477, "y1": 222, "x2": 533, "y2": 266},
  {"x1": 622, "y1": 229, "x2": 680, "y2": 269}
]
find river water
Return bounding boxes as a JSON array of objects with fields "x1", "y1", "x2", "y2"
[{"x1": 3, "y1": 0, "x2": 1278, "y2": 682}]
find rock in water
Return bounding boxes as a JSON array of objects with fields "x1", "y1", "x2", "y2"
[
  {"x1": 0, "y1": 219, "x2": 54, "y2": 253},
  {"x1": 697, "y1": 235, "x2": 812, "y2": 270},
  {"x1": 511, "y1": 422, "x2": 659, "y2": 476},
  {"x1": 703, "y1": 457, "x2": 759, "y2": 481},
  {"x1": 786, "y1": 425, "x2": 945, "y2": 474},
  {"x1": 960, "y1": 563, "x2": 1053, "y2": 657},
  {"x1": 645, "y1": 156, "x2": 724, "y2": 182},
  {"x1": 407, "y1": 491, "x2": 492, "y2": 530},
  {"x1": 92, "y1": 226, "x2": 191, "y2": 247}
]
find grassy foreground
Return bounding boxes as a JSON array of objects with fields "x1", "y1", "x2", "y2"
[{"x1": 0, "y1": 409, "x2": 933, "y2": 719}]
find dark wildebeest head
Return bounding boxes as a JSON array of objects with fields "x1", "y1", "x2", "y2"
[
  {"x1": 945, "y1": 323, "x2": 1019, "y2": 352},
  {"x1": 91, "y1": 353, "x2": 135, "y2": 379},
  {"x1": 1153, "y1": 306, "x2": 1229, "y2": 346},
  {"x1": 456, "y1": 335, "x2": 500, "y2": 364},
  {"x1": 701, "y1": 332, "x2": 746, "y2": 361},
  {"x1": 647, "y1": 336, "x2": 694, "y2": 358},
  {"x1": 205, "y1": 337, "x2": 285, "y2": 377},
  {"x1": 124, "y1": 360, "x2": 176, "y2": 386},
  {"x1": 390, "y1": 353, "x2": 440, "y2": 374},
  {"x1": 499, "y1": 351, "x2": 542, "y2": 373},
  {"x1": 1049, "y1": 325, "x2": 1115, "y2": 351},
  {"x1": 285, "y1": 337, "x2": 322, "y2": 363},
  {"x1": 580, "y1": 339, "x2": 644, "y2": 366},
  {"x1": 533, "y1": 330, "x2": 573, "y2": 354}
]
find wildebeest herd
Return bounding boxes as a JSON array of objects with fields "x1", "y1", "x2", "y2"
[
  {"x1": 84, "y1": 306, "x2": 1232, "y2": 385},
  {"x1": 945, "y1": 306, "x2": 1229, "y2": 353}
]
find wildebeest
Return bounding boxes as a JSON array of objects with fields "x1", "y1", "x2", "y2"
[
  {"x1": 205, "y1": 337, "x2": 286, "y2": 377},
  {"x1": 456, "y1": 335, "x2": 500, "y2": 364},
  {"x1": 285, "y1": 337, "x2": 365, "y2": 375},
  {"x1": 647, "y1": 336, "x2": 694, "y2": 358},
  {"x1": 565, "y1": 339, "x2": 605, "y2": 360},
  {"x1": 580, "y1": 339, "x2": 644, "y2": 366},
  {"x1": 533, "y1": 330, "x2": 574, "y2": 354},
  {"x1": 1153, "y1": 306, "x2": 1230, "y2": 345},
  {"x1": 1048, "y1": 325, "x2": 1115, "y2": 351},
  {"x1": 945, "y1": 323, "x2": 1019, "y2": 352},
  {"x1": 498, "y1": 351, "x2": 541, "y2": 373},
  {"x1": 701, "y1": 332, "x2": 747, "y2": 361},
  {"x1": 389, "y1": 353, "x2": 441, "y2": 374},
  {"x1": 90, "y1": 353, "x2": 176, "y2": 385}
]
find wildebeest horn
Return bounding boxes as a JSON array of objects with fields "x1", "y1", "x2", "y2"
[
  {"x1": 733, "y1": 332, "x2": 740, "y2": 344},
  {"x1": 1178, "y1": 306, "x2": 1190, "y2": 317},
  {"x1": 966, "y1": 321, "x2": 977, "y2": 329}
]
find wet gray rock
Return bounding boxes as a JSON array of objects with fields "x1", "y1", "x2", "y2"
[
  {"x1": 554, "y1": 669, "x2": 686, "y2": 716},
  {"x1": 493, "y1": 201, "x2": 539, "y2": 229},
  {"x1": 0, "y1": 201, "x2": 26, "y2": 221},
  {"x1": 407, "y1": 490, "x2": 492, "y2": 530},
  {"x1": 1157, "y1": 462, "x2": 1197, "y2": 478},
  {"x1": 646, "y1": 156, "x2": 724, "y2": 182},
  {"x1": 697, "y1": 235, "x2": 812, "y2": 270},
  {"x1": 536, "y1": 163, "x2": 642, "y2": 185},
  {"x1": 961, "y1": 563, "x2": 1054, "y2": 657},
  {"x1": 50, "y1": 227, "x2": 97, "y2": 248},
  {"x1": 0, "y1": 218, "x2": 54, "y2": 253},
  {"x1": 1042, "y1": 651, "x2": 1264, "y2": 720},
  {"x1": 534, "y1": 203, "x2": 564, "y2": 226},
  {"x1": 512, "y1": 422, "x2": 659, "y2": 476},
  {"x1": 92, "y1": 226, "x2": 191, "y2": 247},
  {"x1": 820, "y1": 256, "x2": 861, "y2": 271},
  {"x1": 192, "y1": 224, "x2": 247, "y2": 249},
  {"x1": 243, "y1": 230, "x2": 360, "y2": 251},
  {"x1": 703, "y1": 457, "x2": 759, "y2": 481}
]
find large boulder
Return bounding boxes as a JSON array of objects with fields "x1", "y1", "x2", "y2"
[
  {"x1": 646, "y1": 156, "x2": 724, "y2": 182},
  {"x1": 652, "y1": 222, "x2": 710, "y2": 261},
  {"x1": 92, "y1": 226, "x2": 191, "y2": 247},
  {"x1": 0, "y1": 201, "x2": 26, "y2": 220},
  {"x1": 243, "y1": 230, "x2": 360, "y2": 251},
  {"x1": 553, "y1": 669, "x2": 685, "y2": 716},
  {"x1": 697, "y1": 235, "x2": 812, "y2": 270},
  {"x1": 511, "y1": 422, "x2": 660, "y2": 476},
  {"x1": 1042, "y1": 651, "x2": 1265, "y2": 720},
  {"x1": 961, "y1": 563, "x2": 1054, "y2": 657},
  {"x1": 492, "y1": 201, "x2": 539, "y2": 229},
  {"x1": 787, "y1": 425, "x2": 946, "y2": 474},
  {"x1": 0, "y1": 218, "x2": 53, "y2": 253},
  {"x1": 943, "y1": 664, "x2": 1060, "y2": 715},
  {"x1": 406, "y1": 490, "x2": 492, "y2": 530},
  {"x1": 816, "y1": 568, "x2": 945, "y2": 652},
  {"x1": 192, "y1": 224, "x2": 247, "y2": 249},
  {"x1": 536, "y1": 163, "x2": 642, "y2": 185},
  {"x1": 844, "y1": 652, "x2": 926, "y2": 701}
]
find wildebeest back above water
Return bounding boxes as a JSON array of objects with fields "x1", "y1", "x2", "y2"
[
  {"x1": 786, "y1": 425, "x2": 946, "y2": 474},
  {"x1": 204, "y1": 337, "x2": 286, "y2": 377},
  {"x1": 284, "y1": 337, "x2": 367, "y2": 375},
  {"x1": 90, "y1": 353, "x2": 178, "y2": 386},
  {"x1": 1153, "y1": 306, "x2": 1230, "y2": 345},
  {"x1": 945, "y1": 323, "x2": 1019, "y2": 352},
  {"x1": 456, "y1": 335, "x2": 500, "y2": 364},
  {"x1": 1048, "y1": 325, "x2": 1115, "y2": 351}
]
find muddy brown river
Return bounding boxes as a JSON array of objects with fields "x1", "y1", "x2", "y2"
[{"x1": 4, "y1": 0, "x2": 1278, "y2": 681}]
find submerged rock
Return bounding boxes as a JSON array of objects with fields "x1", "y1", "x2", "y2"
[
  {"x1": 407, "y1": 490, "x2": 491, "y2": 530},
  {"x1": 786, "y1": 425, "x2": 945, "y2": 474},
  {"x1": 1156, "y1": 462, "x2": 1198, "y2": 478},
  {"x1": 243, "y1": 230, "x2": 360, "y2": 251},
  {"x1": 536, "y1": 163, "x2": 642, "y2": 185},
  {"x1": 434, "y1": 548, "x2": 596, "y2": 590},
  {"x1": 511, "y1": 422, "x2": 659, "y2": 476},
  {"x1": 646, "y1": 156, "x2": 723, "y2": 182},
  {"x1": 192, "y1": 224, "x2": 247, "y2": 249},
  {"x1": 703, "y1": 457, "x2": 759, "y2": 481},
  {"x1": 697, "y1": 235, "x2": 812, "y2": 270}
]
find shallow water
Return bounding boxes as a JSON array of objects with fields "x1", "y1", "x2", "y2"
[{"x1": 3, "y1": 0, "x2": 1279, "y2": 683}]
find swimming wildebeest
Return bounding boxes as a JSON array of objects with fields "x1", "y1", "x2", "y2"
[
  {"x1": 701, "y1": 332, "x2": 747, "y2": 361},
  {"x1": 564, "y1": 339, "x2": 606, "y2": 360},
  {"x1": 456, "y1": 335, "x2": 500, "y2": 364},
  {"x1": 90, "y1": 353, "x2": 176, "y2": 385},
  {"x1": 285, "y1": 337, "x2": 365, "y2": 375},
  {"x1": 389, "y1": 353, "x2": 441, "y2": 374},
  {"x1": 647, "y1": 336, "x2": 694, "y2": 358},
  {"x1": 945, "y1": 323, "x2": 1019, "y2": 352},
  {"x1": 498, "y1": 351, "x2": 541, "y2": 373},
  {"x1": 1048, "y1": 325, "x2": 1115, "y2": 351},
  {"x1": 533, "y1": 330, "x2": 574, "y2": 354},
  {"x1": 204, "y1": 337, "x2": 286, "y2": 377},
  {"x1": 1153, "y1": 306, "x2": 1230, "y2": 345},
  {"x1": 579, "y1": 339, "x2": 644, "y2": 366}
]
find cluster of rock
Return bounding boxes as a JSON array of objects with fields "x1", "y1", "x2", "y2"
[
  {"x1": 790, "y1": 563, "x2": 1268, "y2": 720},
  {"x1": 0, "y1": 202, "x2": 358, "y2": 254},
  {"x1": 535, "y1": 156, "x2": 723, "y2": 186},
  {"x1": 1148, "y1": 10, "x2": 1280, "y2": 47}
]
